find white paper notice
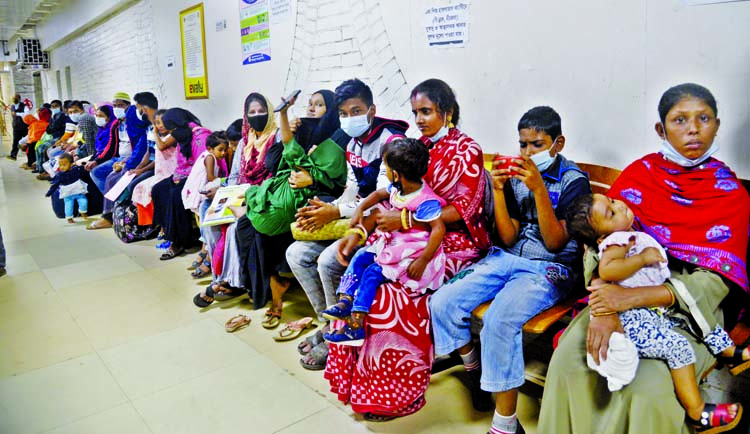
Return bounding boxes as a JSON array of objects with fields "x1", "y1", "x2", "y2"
[
  {"x1": 424, "y1": 2, "x2": 470, "y2": 47},
  {"x1": 182, "y1": 9, "x2": 205, "y2": 77},
  {"x1": 270, "y1": 0, "x2": 291, "y2": 23}
]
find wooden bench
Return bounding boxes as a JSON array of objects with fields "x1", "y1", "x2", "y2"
[{"x1": 471, "y1": 159, "x2": 622, "y2": 334}]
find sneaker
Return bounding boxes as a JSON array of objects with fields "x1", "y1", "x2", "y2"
[
  {"x1": 321, "y1": 297, "x2": 353, "y2": 321},
  {"x1": 324, "y1": 324, "x2": 365, "y2": 346},
  {"x1": 467, "y1": 368, "x2": 494, "y2": 412},
  {"x1": 6, "y1": 155, "x2": 16, "y2": 161}
]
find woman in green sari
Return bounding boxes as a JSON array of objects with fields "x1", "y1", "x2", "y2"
[{"x1": 235, "y1": 92, "x2": 348, "y2": 328}]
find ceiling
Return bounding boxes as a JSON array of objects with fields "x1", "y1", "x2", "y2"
[{"x1": 0, "y1": 0, "x2": 63, "y2": 41}]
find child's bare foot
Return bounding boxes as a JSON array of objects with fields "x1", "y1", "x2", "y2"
[{"x1": 67, "y1": 218, "x2": 75, "y2": 224}]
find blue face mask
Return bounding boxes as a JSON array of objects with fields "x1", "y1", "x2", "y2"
[
  {"x1": 529, "y1": 136, "x2": 559, "y2": 172},
  {"x1": 51, "y1": 108, "x2": 61, "y2": 116}
]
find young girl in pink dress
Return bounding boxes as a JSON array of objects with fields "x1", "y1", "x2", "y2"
[
  {"x1": 322, "y1": 138, "x2": 446, "y2": 346},
  {"x1": 181, "y1": 132, "x2": 228, "y2": 212}
]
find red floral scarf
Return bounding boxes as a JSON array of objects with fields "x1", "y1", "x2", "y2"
[
  {"x1": 423, "y1": 128, "x2": 491, "y2": 251},
  {"x1": 608, "y1": 153, "x2": 750, "y2": 291}
]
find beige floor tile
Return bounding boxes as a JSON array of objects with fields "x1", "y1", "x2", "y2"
[
  {"x1": 99, "y1": 319, "x2": 258, "y2": 399},
  {"x1": 132, "y1": 355, "x2": 330, "y2": 434},
  {"x1": 275, "y1": 407, "x2": 373, "y2": 433},
  {"x1": 21, "y1": 231, "x2": 125, "y2": 269},
  {"x1": 42, "y1": 253, "x2": 144, "y2": 290},
  {"x1": 0, "y1": 303, "x2": 94, "y2": 377},
  {"x1": 0, "y1": 270, "x2": 55, "y2": 304},
  {"x1": 0, "y1": 354, "x2": 127, "y2": 434},
  {"x1": 4, "y1": 253, "x2": 39, "y2": 275},
  {"x1": 42, "y1": 404, "x2": 152, "y2": 434}
]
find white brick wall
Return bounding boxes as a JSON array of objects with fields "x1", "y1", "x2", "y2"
[
  {"x1": 284, "y1": 0, "x2": 412, "y2": 125},
  {"x1": 43, "y1": 0, "x2": 161, "y2": 105}
]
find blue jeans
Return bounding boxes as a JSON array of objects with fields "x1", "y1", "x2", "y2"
[
  {"x1": 430, "y1": 247, "x2": 574, "y2": 392},
  {"x1": 90, "y1": 158, "x2": 119, "y2": 193},
  {"x1": 337, "y1": 249, "x2": 389, "y2": 313},
  {"x1": 286, "y1": 239, "x2": 347, "y2": 321},
  {"x1": 198, "y1": 199, "x2": 211, "y2": 242},
  {"x1": 63, "y1": 194, "x2": 88, "y2": 218}
]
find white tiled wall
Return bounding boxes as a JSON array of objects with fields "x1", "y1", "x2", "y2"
[{"x1": 43, "y1": 0, "x2": 160, "y2": 105}]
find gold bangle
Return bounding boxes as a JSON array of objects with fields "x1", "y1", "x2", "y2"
[
  {"x1": 355, "y1": 223, "x2": 368, "y2": 240},
  {"x1": 401, "y1": 208, "x2": 409, "y2": 230},
  {"x1": 345, "y1": 228, "x2": 366, "y2": 245},
  {"x1": 666, "y1": 288, "x2": 676, "y2": 308},
  {"x1": 591, "y1": 311, "x2": 617, "y2": 317}
]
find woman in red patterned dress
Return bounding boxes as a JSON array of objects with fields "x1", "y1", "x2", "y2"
[{"x1": 325, "y1": 78, "x2": 492, "y2": 420}]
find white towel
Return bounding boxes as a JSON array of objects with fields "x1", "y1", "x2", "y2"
[{"x1": 586, "y1": 331, "x2": 639, "y2": 391}]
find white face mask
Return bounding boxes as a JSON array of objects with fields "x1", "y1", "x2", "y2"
[
  {"x1": 95, "y1": 117, "x2": 107, "y2": 127},
  {"x1": 530, "y1": 139, "x2": 559, "y2": 172},
  {"x1": 69, "y1": 113, "x2": 81, "y2": 123},
  {"x1": 113, "y1": 107, "x2": 126, "y2": 119},
  {"x1": 339, "y1": 109, "x2": 371, "y2": 138},
  {"x1": 659, "y1": 124, "x2": 718, "y2": 167}
]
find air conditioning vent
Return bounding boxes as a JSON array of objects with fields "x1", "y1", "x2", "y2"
[{"x1": 16, "y1": 39, "x2": 50, "y2": 69}]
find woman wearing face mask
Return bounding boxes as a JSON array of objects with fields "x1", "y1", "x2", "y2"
[
  {"x1": 538, "y1": 83, "x2": 750, "y2": 433},
  {"x1": 85, "y1": 105, "x2": 120, "y2": 173},
  {"x1": 150, "y1": 108, "x2": 211, "y2": 260},
  {"x1": 325, "y1": 78, "x2": 493, "y2": 421}
]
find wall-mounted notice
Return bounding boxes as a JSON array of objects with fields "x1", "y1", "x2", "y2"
[
  {"x1": 239, "y1": 0, "x2": 271, "y2": 65},
  {"x1": 180, "y1": 3, "x2": 209, "y2": 99},
  {"x1": 424, "y1": 2, "x2": 471, "y2": 47},
  {"x1": 270, "y1": 0, "x2": 291, "y2": 23}
]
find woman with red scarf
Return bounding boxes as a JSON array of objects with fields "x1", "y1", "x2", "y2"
[
  {"x1": 325, "y1": 79, "x2": 492, "y2": 420},
  {"x1": 538, "y1": 83, "x2": 750, "y2": 433}
]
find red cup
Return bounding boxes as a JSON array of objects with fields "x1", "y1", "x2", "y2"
[{"x1": 493, "y1": 155, "x2": 521, "y2": 172}]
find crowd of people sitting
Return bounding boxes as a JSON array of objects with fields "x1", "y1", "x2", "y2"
[{"x1": 5, "y1": 79, "x2": 750, "y2": 434}]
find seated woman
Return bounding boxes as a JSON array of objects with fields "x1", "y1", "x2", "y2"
[
  {"x1": 150, "y1": 108, "x2": 211, "y2": 260},
  {"x1": 538, "y1": 83, "x2": 750, "y2": 434},
  {"x1": 193, "y1": 93, "x2": 283, "y2": 306},
  {"x1": 325, "y1": 78, "x2": 492, "y2": 420},
  {"x1": 233, "y1": 93, "x2": 347, "y2": 329}
]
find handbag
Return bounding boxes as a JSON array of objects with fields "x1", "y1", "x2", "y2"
[{"x1": 291, "y1": 218, "x2": 351, "y2": 241}]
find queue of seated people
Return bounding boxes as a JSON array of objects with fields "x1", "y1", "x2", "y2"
[{"x1": 8, "y1": 79, "x2": 750, "y2": 434}]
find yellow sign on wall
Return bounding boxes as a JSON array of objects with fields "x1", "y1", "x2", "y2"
[{"x1": 180, "y1": 3, "x2": 209, "y2": 99}]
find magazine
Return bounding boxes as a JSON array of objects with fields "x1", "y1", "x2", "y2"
[{"x1": 201, "y1": 184, "x2": 251, "y2": 227}]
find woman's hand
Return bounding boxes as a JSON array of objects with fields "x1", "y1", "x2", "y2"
[
  {"x1": 407, "y1": 257, "x2": 428, "y2": 280},
  {"x1": 228, "y1": 205, "x2": 246, "y2": 218},
  {"x1": 587, "y1": 314, "x2": 624, "y2": 365},
  {"x1": 588, "y1": 279, "x2": 632, "y2": 316},
  {"x1": 112, "y1": 162, "x2": 124, "y2": 172},
  {"x1": 203, "y1": 187, "x2": 217, "y2": 200},
  {"x1": 85, "y1": 161, "x2": 97, "y2": 171},
  {"x1": 295, "y1": 197, "x2": 339, "y2": 231},
  {"x1": 288, "y1": 167, "x2": 313, "y2": 189},
  {"x1": 513, "y1": 155, "x2": 545, "y2": 194},
  {"x1": 278, "y1": 94, "x2": 298, "y2": 114},
  {"x1": 290, "y1": 118, "x2": 302, "y2": 134},
  {"x1": 336, "y1": 234, "x2": 361, "y2": 266},
  {"x1": 375, "y1": 209, "x2": 402, "y2": 232}
]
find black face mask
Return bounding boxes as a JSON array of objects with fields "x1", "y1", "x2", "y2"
[
  {"x1": 171, "y1": 127, "x2": 192, "y2": 145},
  {"x1": 247, "y1": 114, "x2": 268, "y2": 132}
]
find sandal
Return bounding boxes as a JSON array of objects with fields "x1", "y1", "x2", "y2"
[
  {"x1": 160, "y1": 247, "x2": 185, "y2": 261},
  {"x1": 299, "y1": 341, "x2": 329, "y2": 371},
  {"x1": 688, "y1": 402, "x2": 743, "y2": 434},
  {"x1": 262, "y1": 307, "x2": 283, "y2": 329},
  {"x1": 86, "y1": 218, "x2": 113, "y2": 230},
  {"x1": 224, "y1": 314, "x2": 251, "y2": 333},
  {"x1": 156, "y1": 240, "x2": 171, "y2": 250},
  {"x1": 717, "y1": 345, "x2": 750, "y2": 376},
  {"x1": 364, "y1": 413, "x2": 397, "y2": 422},
  {"x1": 189, "y1": 251, "x2": 208, "y2": 270},
  {"x1": 191, "y1": 260, "x2": 212, "y2": 279},
  {"x1": 321, "y1": 296, "x2": 353, "y2": 321},
  {"x1": 193, "y1": 283, "x2": 242, "y2": 307},
  {"x1": 298, "y1": 329, "x2": 326, "y2": 355},
  {"x1": 274, "y1": 317, "x2": 317, "y2": 342}
]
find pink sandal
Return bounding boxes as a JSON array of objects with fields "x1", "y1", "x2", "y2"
[
  {"x1": 688, "y1": 402, "x2": 743, "y2": 434},
  {"x1": 274, "y1": 317, "x2": 316, "y2": 341}
]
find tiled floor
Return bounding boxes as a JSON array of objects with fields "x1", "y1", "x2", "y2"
[{"x1": 0, "y1": 158, "x2": 541, "y2": 434}]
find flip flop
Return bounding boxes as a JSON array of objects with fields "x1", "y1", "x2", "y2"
[
  {"x1": 274, "y1": 317, "x2": 317, "y2": 342},
  {"x1": 225, "y1": 314, "x2": 252, "y2": 333},
  {"x1": 299, "y1": 341, "x2": 329, "y2": 371},
  {"x1": 86, "y1": 218, "x2": 113, "y2": 230},
  {"x1": 160, "y1": 247, "x2": 185, "y2": 261},
  {"x1": 262, "y1": 307, "x2": 282, "y2": 329}
]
